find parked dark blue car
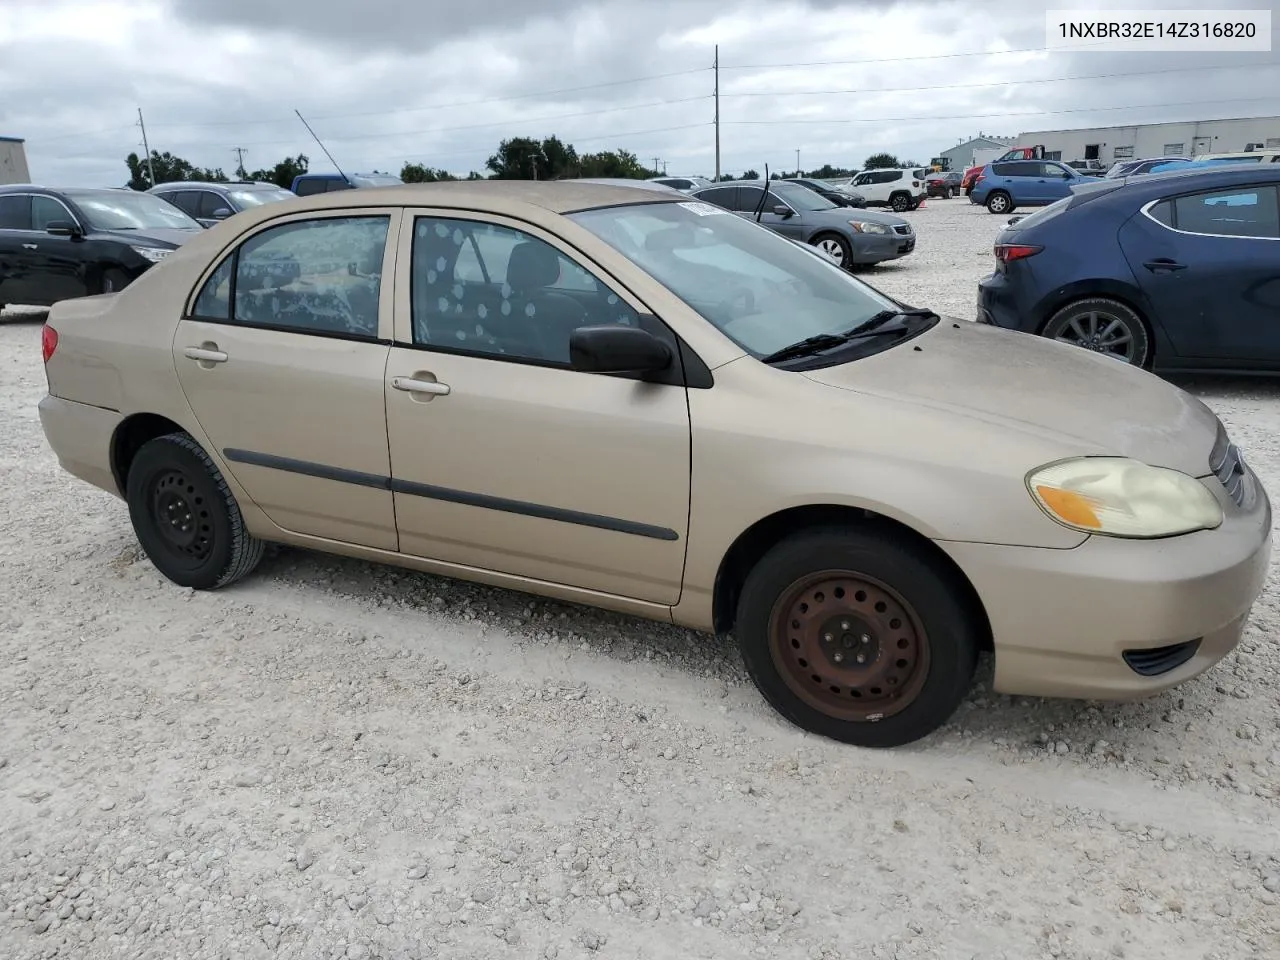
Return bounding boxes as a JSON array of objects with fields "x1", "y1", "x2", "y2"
[
  {"x1": 969, "y1": 159, "x2": 1092, "y2": 214},
  {"x1": 977, "y1": 165, "x2": 1280, "y2": 373}
]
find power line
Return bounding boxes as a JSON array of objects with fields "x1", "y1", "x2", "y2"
[
  {"x1": 721, "y1": 60, "x2": 1278, "y2": 99},
  {"x1": 724, "y1": 94, "x2": 1280, "y2": 126},
  {"x1": 720, "y1": 39, "x2": 1190, "y2": 71}
]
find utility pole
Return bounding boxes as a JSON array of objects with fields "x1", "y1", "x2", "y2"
[
  {"x1": 795, "y1": 148, "x2": 800, "y2": 176},
  {"x1": 652, "y1": 157, "x2": 661, "y2": 175},
  {"x1": 137, "y1": 108, "x2": 156, "y2": 187},
  {"x1": 232, "y1": 146, "x2": 248, "y2": 177},
  {"x1": 713, "y1": 45, "x2": 720, "y2": 182}
]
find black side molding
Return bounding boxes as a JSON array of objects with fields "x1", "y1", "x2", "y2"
[{"x1": 221, "y1": 448, "x2": 679, "y2": 541}]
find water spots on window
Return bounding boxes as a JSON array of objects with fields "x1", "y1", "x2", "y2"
[
  {"x1": 436, "y1": 256, "x2": 447, "y2": 272},
  {"x1": 500, "y1": 301, "x2": 511, "y2": 316},
  {"x1": 434, "y1": 223, "x2": 450, "y2": 238},
  {"x1": 437, "y1": 297, "x2": 449, "y2": 312},
  {"x1": 524, "y1": 303, "x2": 536, "y2": 317}
]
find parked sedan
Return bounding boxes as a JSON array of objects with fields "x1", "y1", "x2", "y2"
[
  {"x1": 690, "y1": 180, "x2": 913, "y2": 268},
  {"x1": 977, "y1": 165, "x2": 1280, "y2": 373},
  {"x1": 38, "y1": 181, "x2": 1270, "y2": 748},
  {"x1": 925, "y1": 171, "x2": 963, "y2": 198},
  {"x1": 783, "y1": 177, "x2": 868, "y2": 208},
  {"x1": 149, "y1": 180, "x2": 297, "y2": 228},
  {"x1": 0, "y1": 185, "x2": 203, "y2": 309}
]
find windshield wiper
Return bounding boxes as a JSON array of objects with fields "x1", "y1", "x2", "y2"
[
  {"x1": 844, "y1": 308, "x2": 937, "y2": 337},
  {"x1": 761, "y1": 308, "x2": 938, "y2": 365}
]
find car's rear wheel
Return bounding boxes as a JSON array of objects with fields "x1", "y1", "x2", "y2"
[
  {"x1": 101, "y1": 268, "x2": 130, "y2": 294},
  {"x1": 943, "y1": 186, "x2": 954, "y2": 199},
  {"x1": 736, "y1": 526, "x2": 980, "y2": 748},
  {"x1": 126, "y1": 432, "x2": 265, "y2": 589},
  {"x1": 811, "y1": 233, "x2": 851, "y2": 268},
  {"x1": 890, "y1": 193, "x2": 911, "y2": 213},
  {"x1": 985, "y1": 191, "x2": 1012, "y2": 214},
  {"x1": 1042, "y1": 297, "x2": 1151, "y2": 367}
]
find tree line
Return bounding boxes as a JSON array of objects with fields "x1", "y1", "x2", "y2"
[{"x1": 123, "y1": 140, "x2": 920, "y2": 191}]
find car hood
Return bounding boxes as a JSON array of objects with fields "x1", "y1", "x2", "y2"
[
  {"x1": 95, "y1": 227, "x2": 203, "y2": 248},
  {"x1": 802, "y1": 318, "x2": 1221, "y2": 477},
  {"x1": 808, "y1": 207, "x2": 909, "y2": 228}
]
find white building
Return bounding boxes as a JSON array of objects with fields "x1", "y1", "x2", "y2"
[
  {"x1": 0, "y1": 136, "x2": 30, "y2": 184},
  {"x1": 937, "y1": 135, "x2": 1015, "y2": 170},
  {"x1": 1015, "y1": 116, "x2": 1280, "y2": 164}
]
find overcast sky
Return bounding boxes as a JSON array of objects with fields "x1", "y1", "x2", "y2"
[{"x1": 2, "y1": 0, "x2": 1277, "y2": 186}]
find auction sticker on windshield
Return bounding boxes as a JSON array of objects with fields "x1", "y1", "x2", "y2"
[{"x1": 678, "y1": 202, "x2": 728, "y2": 216}]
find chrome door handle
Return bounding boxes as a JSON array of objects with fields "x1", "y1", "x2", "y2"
[
  {"x1": 183, "y1": 346, "x2": 228, "y2": 363},
  {"x1": 393, "y1": 376, "x2": 450, "y2": 396},
  {"x1": 22, "y1": 243, "x2": 37, "y2": 250}
]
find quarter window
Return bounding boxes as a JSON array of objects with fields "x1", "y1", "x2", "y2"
[
  {"x1": 189, "y1": 215, "x2": 389, "y2": 336},
  {"x1": 1172, "y1": 187, "x2": 1280, "y2": 239},
  {"x1": 409, "y1": 216, "x2": 642, "y2": 365}
]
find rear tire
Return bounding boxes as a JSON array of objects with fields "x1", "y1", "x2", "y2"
[
  {"x1": 125, "y1": 432, "x2": 265, "y2": 589},
  {"x1": 736, "y1": 526, "x2": 980, "y2": 748},
  {"x1": 985, "y1": 191, "x2": 1012, "y2": 214},
  {"x1": 943, "y1": 186, "x2": 954, "y2": 199}
]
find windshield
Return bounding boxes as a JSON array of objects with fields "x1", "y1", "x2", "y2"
[
  {"x1": 66, "y1": 190, "x2": 201, "y2": 231},
  {"x1": 228, "y1": 187, "x2": 296, "y2": 207},
  {"x1": 568, "y1": 200, "x2": 909, "y2": 358},
  {"x1": 768, "y1": 181, "x2": 837, "y2": 211}
]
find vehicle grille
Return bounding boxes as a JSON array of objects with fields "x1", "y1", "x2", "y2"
[
  {"x1": 892, "y1": 224, "x2": 912, "y2": 236},
  {"x1": 1209, "y1": 424, "x2": 1252, "y2": 508},
  {"x1": 1122, "y1": 639, "x2": 1201, "y2": 677}
]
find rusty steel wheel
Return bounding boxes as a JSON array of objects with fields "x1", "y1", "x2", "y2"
[
  {"x1": 735, "y1": 526, "x2": 981, "y2": 748},
  {"x1": 768, "y1": 572, "x2": 930, "y2": 721}
]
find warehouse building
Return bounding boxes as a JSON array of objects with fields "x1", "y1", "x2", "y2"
[
  {"x1": 1014, "y1": 116, "x2": 1280, "y2": 164},
  {"x1": 937, "y1": 135, "x2": 1015, "y2": 170},
  {"x1": 0, "y1": 136, "x2": 30, "y2": 184}
]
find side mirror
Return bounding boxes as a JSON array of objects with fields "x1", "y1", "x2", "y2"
[
  {"x1": 212, "y1": 207, "x2": 233, "y2": 220},
  {"x1": 46, "y1": 220, "x2": 80, "y2": 237},
  {"x1": 772, "y1": 205, "x2": 792, "y2": 217},
  {"x1": 569, "y1": 325, "x2": 672, "y2": 374}
]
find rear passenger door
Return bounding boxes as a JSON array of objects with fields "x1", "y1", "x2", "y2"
[
  {"x1": 171, "y1": 210, "x2": 402, "y2": 549},
  {"x1": 1119, "y1": 183, "x2": 1280, "y2": 362},
  {"x1": 0, "y1": 194, "x2": 31, "y2": 305}
]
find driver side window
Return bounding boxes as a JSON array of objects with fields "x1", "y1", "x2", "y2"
[{"x1": 409, "y1": 217, "x2": 642, "y2": 366}]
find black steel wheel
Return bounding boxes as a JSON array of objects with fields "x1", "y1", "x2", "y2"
[
  {"x1": 735, "y1": 525, "x2": 981, "y2": 748},
  {"x1": 125, "y1": 432, "x2": 265, "y2": 589},
  {"x1": 1042, "y1": 297, "x2": 1151, "y2": 367}
]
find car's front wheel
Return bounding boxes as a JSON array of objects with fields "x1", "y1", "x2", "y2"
[
  {"x1": 1041, "y1": 297, "x2": 1151, "y2": 367},
  {"x1": 811, "y1": 233, "x2": 851, "y2": 268},
  {"x1": 985, "y1": 191, "x2": 1013, "y2": 214},
  {"x1": 736, "y1": 526, "x2": 980, "y2": 748},
  {"x1": 126, "y1": 432, "x2": 266, "y2": 589},
  {"x1": 889, "y1": 193, "x2": 911, "y2": 213}
]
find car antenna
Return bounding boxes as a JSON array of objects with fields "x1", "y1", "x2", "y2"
[
  {"x1": 754, "y1": 163, "x2": 770, "y2": 223},
  {"x1": 294, "y1": 109, "x2": 352, "y2": 188}
]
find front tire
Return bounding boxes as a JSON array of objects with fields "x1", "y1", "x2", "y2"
[
  {"x1": 985, "y1": 191, "x2": 1012, "y2": 214},
  {"x1": 1041, "y1": 297, "x2": 1151, "y2": 367},
  {"x1": 811, "y1": 233, "x2": 852, "y2": 269},
  {"x1": 125, "y1": 432, "x2": 265, "y2": 589},
  {"x1": 889, "y1": 193, "x2": 911, "y2": 213},
  {"x1": 736, "y1": 526, "x2": 980, "y2": 748}
]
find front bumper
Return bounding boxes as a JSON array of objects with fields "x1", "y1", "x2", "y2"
[
  {"x1": 38, "y1": 394, "x2": 123, "y2": 497},
  {"x1": 938, "y1": 475, "x2": 1272, "y2": 700}
]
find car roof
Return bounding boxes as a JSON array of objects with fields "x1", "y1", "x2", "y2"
[
  {"x1": 0, "y1": 184, "x2": 131, "y2": 197},
  {"x1": 1119, "y1": 162, "x2": 1280, "y2": 189},
  {"x1": 150, "y1": 180, "x2": 282, "y2": 190}
]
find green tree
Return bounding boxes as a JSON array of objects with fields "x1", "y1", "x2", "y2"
[
  {"x1": 740, "y1": 169, "x2": 759, "y2": 181},
  {"x1": 124, "y1": 150, "x2": 226, "y2": 190},
  {"x1": 577, "y1": 148, "x2": 650, "y2": 179},
  {"x1": 806, "y1": 163, "x2": 855, "y2": 178},
  {"x1": 486, "y1": 135, "x2": 581, "y2": 179},
  {"x1": 400, "y1": 162, "x2": 458, "y2": 183},
  {"x1": 246, "y1": 153, "x2": 309, "y2": 189},
  {"x1": 863, "y1": 152, "x2": 902, "y2": 170}
]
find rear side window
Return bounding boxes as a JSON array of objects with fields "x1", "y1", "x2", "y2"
[
  {"x1": 0, "y1": 195, "x2": 31, "y2": 229},
  {"x1": 1172, "y1": 187, "x2": 1280, "y2": 238},
  {"x1": 695, "y1": 187, "x2": 737, "y2": 209},
  {"x1": 991, "y1": 162, "x2": 1020, "y2": 177},
  {"x1": 189, "y1": 215, "x2": 390, "y2": 337}
]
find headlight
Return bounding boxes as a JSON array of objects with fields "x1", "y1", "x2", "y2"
[
  {"x1": 848, "y1": 220, "x2": 890, "y2": 235},
  {"x1": 131, "y1": 245, "x2": 172, "y2": 263},
  {"x1": 1027, "y1": 457, "x2": 1223, "y2": 538}
]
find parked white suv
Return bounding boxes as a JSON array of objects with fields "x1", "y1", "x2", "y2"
[{"x1": 848, "y1": 169, "x2": 927, "y2": 212}]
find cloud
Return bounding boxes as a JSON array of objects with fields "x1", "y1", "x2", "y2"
[{"x1": 2, "y1": 0, "x2": 1276, "y2": 187}]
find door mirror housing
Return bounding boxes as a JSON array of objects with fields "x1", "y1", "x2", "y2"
[
  {"x1": 212, "y1": 207, "x2": 233, "y2": 220},
  {"x1": 569, "y1": 325, "x2": 672, "y2": 374},
  {"x1": 45, "y1": 220, "x2": 81, "y2": 237},
  {"x1": 772, "y1": 204, "x2": 792, "y2": 217}
]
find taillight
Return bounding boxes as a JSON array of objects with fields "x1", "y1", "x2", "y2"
[
  {"x1": 41, "y1": 324, "x2": 58, "y2": 363},
  {"x1": 994, "y1": 243, "x2": 1043, "y2": 263}
]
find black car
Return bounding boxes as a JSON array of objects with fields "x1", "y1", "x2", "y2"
[
  {"x1": 783, "y1": 178, "x2": 867, "y2": 208},
  {"x1": 924, "y1": 171, "x2": 963, "y2": 198},
  {"x1": 0, "y1": 185, "x2": 203, "y2": 309}
]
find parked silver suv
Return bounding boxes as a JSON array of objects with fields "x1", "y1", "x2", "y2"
[{"x1": 147, "y1": 180, "x2": 296, "y2": 228}]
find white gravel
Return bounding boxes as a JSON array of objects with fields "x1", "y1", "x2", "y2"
[{"x1": 3, "y1": 198, "x2": 1280, "y2": 960}]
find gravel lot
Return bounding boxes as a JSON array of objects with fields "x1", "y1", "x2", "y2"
[{"x1": 2, "y1": 198, "x2": 1279, "y2": 960}]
